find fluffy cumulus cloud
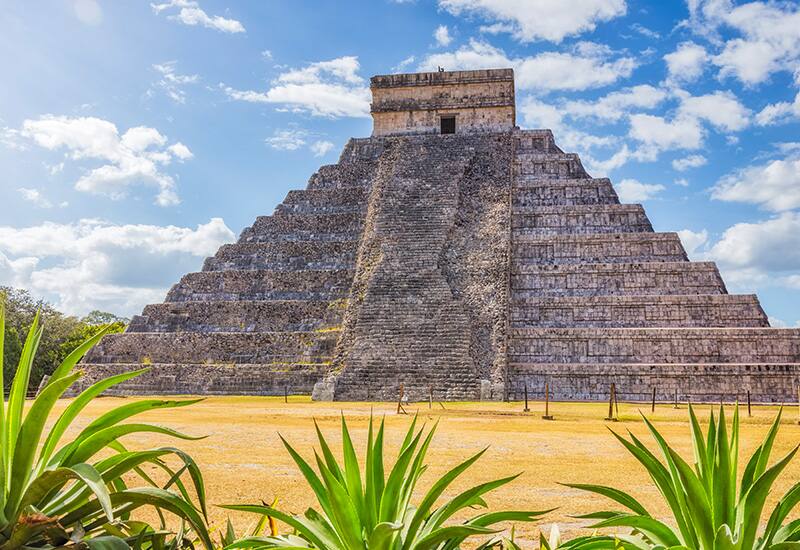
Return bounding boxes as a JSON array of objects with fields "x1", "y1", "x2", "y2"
[
  {"x1": 563, "y1": 85, "x2": 667, "y2": 121},
  {"x1": 222, "y1": 56, "x2": 371, "y2": 118},
  {"x1": 265, "y1": 127, "x2": 336, "y2": 157},
  {"x1": 628, "y1": 113, "x2": 704, "y2": 155},
  {"x1": 687, "y1": 0, "x2": 800, "y2": 85},
  {"x1": 615, "y1": 178, "x2": 665, "y2": 202},
  {"x1": 703, "y1": 212, "x2": 800, "y2": 290},
  {"x1": 434, "y1": 24, "x2": 453, "y2": 46},
  {"x1": 419, "y1": 40, "x2": 636, "y2": 91},
  {"x1": 756, "y1": 92, "x2": 800, "y2": 126},
  {"x1": 438, "y1": 0, "x2": 627, "y2": 43},
  {"x1": 664, "y1": 41, "x2": 708, "y2": 84},
  {"x1": 672, "y1": 154, "x2": 707, "y2": 171},
  {"x1": 14, "y1": 115, "x2": 192, "y2": 206},
  {"x1": 0, "y1": 218, "x2": 235, "y2": 315},
  {"x1": 151, "y1": 0, "x2": 245, "y2": 33},
  {"x1": 711, "y1": 153, "x2": 800, "y2": 212},
  {"x1": 677, "y1": 90, "x2": 751, "y2": 132},
  {"x1": 678, "y1": 228, "x2": 709, "y2": 256},
  {"x1": 17, "y1": 188, "x2": 67, "y2": 209}
]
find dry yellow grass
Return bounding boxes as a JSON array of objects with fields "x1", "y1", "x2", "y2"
[{"x1": 51, "y1": 396, "x2": 800, "y2": 546}]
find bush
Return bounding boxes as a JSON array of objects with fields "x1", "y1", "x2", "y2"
[
  {"x1": 562, "y1": 405, "x2": 800, "y2": 549},
  {"x1": 0, "y1": 300, "x2": 211, "y2": 549},
  {"x1": 223, "y1": 415, "x2": 548, "y2": 549}
]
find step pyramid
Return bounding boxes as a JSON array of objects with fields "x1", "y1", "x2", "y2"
[{"x1": 77, "y1": 69, "x2": 800, "y2": 402}]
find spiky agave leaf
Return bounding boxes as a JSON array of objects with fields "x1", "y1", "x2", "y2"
[
  {"x1": 0, "y1": 301, "x2": 212, "y2": 550},
  {"x1": 565, "y1": 405, "x2": 800, "y2": 550},
  {"x1": 223, "y1": 415, "x2": 548, "y2": 549}
]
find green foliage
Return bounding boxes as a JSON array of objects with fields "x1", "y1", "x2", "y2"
[
  {"x1": 0, "y1": 299, "x2": 212, "y2": 550},
  {"x1": 563, "y1": 405, "x2": 800, "y2": 549},
  {"x1": 1, "y1": 287, "x2": 127, "y2": 392},
  {"x1": 223, "y1": 415, "x2": 548, "y2": 549}
]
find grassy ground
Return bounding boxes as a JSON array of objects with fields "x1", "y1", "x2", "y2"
[{"x1": 53, "y1": 396, "x2": 800, "y2": 546}]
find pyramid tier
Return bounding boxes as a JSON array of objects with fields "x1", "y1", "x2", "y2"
[
  {"x1": 511, "y1": 295, "x2": 768, "y2": 328},
  {"x1": 203, "y1": 240, "x2": 358, "y2": 271},
  {"x1": 241, "y1": 212, "x2": 364, "y2": 242},
  {"x1": 513, "y1": 178, "x2": 619, "y2": 206},
  {"x1": 512, "y1": 205, "x2": 653, "y2": 235},
  {"x1": 512, "y1": 262, "x2": 725, "y2": 297},
  {"x1": 508, "y1": 327, "x2": 800, "y2": 364},
  {"x1": 165, "y1": 269, "x2": 353, "y2": 301},
  {"x1": 507, "y1": 362, "x2": 800, "y2": 402},
  {"x1": 74, "y1": 363, "x2": 324, "y2": 396},
  {"x1": 129, "y1": 299, "x2": 344, "y2": 333},
  {"x1": 307, "y1": 161, "x2": 379, "y2": 190},
  {"x1": 276, "y1": 187, "x2": 369, "y2": 214},
  {"x1": 82, "y1": 331, "x2": 339, "y2": 365},
  {"x1": 514, "y1": 152, "x2": 588, "y2": 178},
  {"x1": 513, "y1": 233, "x2": 688, "y2": 265}
]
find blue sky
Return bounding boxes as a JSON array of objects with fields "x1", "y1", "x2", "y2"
[{"x1": 1, "y1": 0, "x2": 799, "y2": 325}]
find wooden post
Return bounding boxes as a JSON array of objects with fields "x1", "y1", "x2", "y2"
[
  {"x1": 747, "y1": 390, "x2": 752, "y2": 417},
  {"x1": 674, "y1": 387, "x2": 679, "y2": 409},
  {"x1": 797, "y1": 387, "x2": 800, "y2": 425},
  {"x1": 524, "y1": 384, "x2": 530, "y2": 412},
  {"x1": 614, "y1": 384, "x2": 620, "y2": 417},
  {"x1": 606, "y1": 383, "x2": 618, "y2": 421},
  {"x1": 651, "y1": 386, "x2": 656, "y2": 413},
  {"x1": 428, "y1": 386, "x2": 433, "y2": 409},
  {"x1": 284, "y1": 386, "x2": 288, "y2": 404},
  {"x1": 542, "y1": 382, "x2": 554, "y2": 420},
  {"x1": 397, "y1": 384, "x2": 406, "y2": 415}
]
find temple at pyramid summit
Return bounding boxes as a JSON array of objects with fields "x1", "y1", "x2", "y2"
[{"x1": 76, "y1": 68, "x2": 800, "y2": 402}]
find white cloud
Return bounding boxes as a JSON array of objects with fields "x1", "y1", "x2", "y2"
[
  {"x1": 675, "y1": 177, "x2": 690, "y2": 187},
  {"x1": 150, "y1": 61, "x2": 199, "y2": 103},
  {"x1": 222, "y1": 56, "x2": 370, "y2": 118},
  {"x1": 678, "y1": 90, "x2": 751, "y2": 132},
  {"x1": 310, "y1": 140, "x2": 334, "y2": 157},
  {"x1": 628, "y1": 113, "x2": 705, "y2": 154},
  {"x1": 672, "y1": 154, "x2": 707, "y2": 171},
  {"x1": 563, "y1": 84, "x2": 667, "y2": 121},
  {"x1": 688, "y1": 0, "x2": 800, "y2": 85},
  {"x1": 393, "y1": 55, "x2": 417, "y2": 72},
  {"x1": 615, "y1": 178, "x2": 665, "y2": 202},
  {"x1": 756, "y1": 92, "x2": 800, "y2": 126},
  {"x1": 678, "y1": 228, "x2": 709, "y2": 256},
  {"x1": 630, "y1": 23, "x2": 659, "y2": 39},
  {"x1": 664, "y1": 41, "x2": 708, "y2": 84},
  {"x1": 18, "y1": 188, "x2": 55, "y2": 209},
  {"x1": 0, "y1": 218, "x2": 235, "y2": 316},
  {"x1": 266, "y1": 129, "x2": 308, "y2": 151},
  {"x1": 419, "y1": 39, "x2": 636, "y2": 91},
  {"x1": 711, "y1": 153, "x2": 800, "y2": 212},
  {"x1": 438, "y1": 0, "x2": 626, "y2": 43},
  {"x1": 261, "y1": 50, "x2": 273, "y2": 60},
  {"x1": 434, "y1": 24, "x2": 453, "y2": 46},
  {"x1": 18, "y1": 115, "x2": 192, "y2": 206},
  {"x1": 151, "y1": 0, "x2": 245, "y2": 33},
  {"x1": 73, "y1": 0, "x2": 102, "y2": 25}
]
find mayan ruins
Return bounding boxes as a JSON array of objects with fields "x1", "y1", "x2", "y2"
[{"x1": 76, "y1": 68, "x2": 800, "y2": 403}]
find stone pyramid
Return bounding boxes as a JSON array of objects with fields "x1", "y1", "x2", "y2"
[{"x1": 78, "y1": 69, "x2": 800, "y2": 402}]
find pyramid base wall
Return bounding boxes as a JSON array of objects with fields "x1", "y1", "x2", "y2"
[{"x1": 507, "y1": 363, "x2": 800, "y2": 403}]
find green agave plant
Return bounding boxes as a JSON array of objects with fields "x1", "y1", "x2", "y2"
[
  {"x1": 561, "y1": 405, "x2": 800, "y2": 550},
  {"x1": 223, "y1": 415, "x2": 548, "y2": 549},
  {"x1": 0, "y1": 301, "x2": 213, "y2": 550}
]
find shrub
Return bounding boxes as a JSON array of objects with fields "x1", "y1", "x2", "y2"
[
  {"x1": 0, "y1": 301, "x2": 212, "y2": 549},
  {"x1": 223, "y1": 415, "x2": 548, "y2": 549},
  {"x1": 562, "y1": 405, "x2": 800, "y2": 549}
]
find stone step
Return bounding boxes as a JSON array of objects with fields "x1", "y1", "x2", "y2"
[
  {"x1": 243, "y1": 212, "x2": 364, "y2": 241},
  {"x1": 277, "y1": 187, "x2": 368, "y2": 213},
  {"x1": 72, "y1": 363, "x2": 325, "y2": 396},
  {"x1": 513, "y1": 153, "x2": 588, "y2": 179},
  {"x1": 82, "y1": 330, "x2": 340, "y2": 365},
  {"x1": 506, "y1": 362, "x2": 800, "y2": 402},
  {"x1": 512, "y1": 205, "x2": 653, "y2": 235},
  {"x1": 130, "y1": 299, "x2": 345, "y2": 332},
  {"x1": 508, "y1": 327, "x2": 800, "y2": 364},
  {"x1": 513, "y1": 178, "x2": 619, "y2": 206},
  {"x1": 165, "y1": 269, "x2": 354, "y2": 301},
  {"x1": 514, "y1": 130, "x2": 561, "y2": 153},
  {"x1": 511, "y1": 261, "x2": 725, "y2": 297},
  {"x1": 203, "y1": 240, "x2": 358, "y2": 271},
  {"x1": 512, "y1": 232, "x2": 687, "y2": 265},
  {"x1": 511, "y1": 295, "x2": 768, "y2": 328},
  {"x1": 307, "y1": 161, "x2": 378, "y2": 190}
]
